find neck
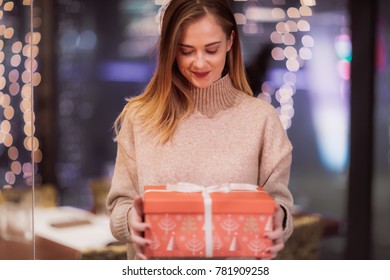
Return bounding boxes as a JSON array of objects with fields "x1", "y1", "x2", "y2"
[{"x1": 190, "y1": 75, "x2": 244, "y2": 117}]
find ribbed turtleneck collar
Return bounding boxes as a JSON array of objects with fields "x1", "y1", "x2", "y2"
[{"x1": 190, "y1": 75, "x2": 244, "y2": 117}]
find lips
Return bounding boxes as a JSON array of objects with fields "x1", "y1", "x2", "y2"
[{"x1": 192, "y1": 71, "x2": 209, "y2": 78}]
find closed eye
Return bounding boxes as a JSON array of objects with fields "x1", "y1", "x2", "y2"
[
  {"x1": 206, "y1": 49, "x2": 218, "y2": 54},
  {"x1": 180, "y1": 50, "x2": 193, "y2": 55}
]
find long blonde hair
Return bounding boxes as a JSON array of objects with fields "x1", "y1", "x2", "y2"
[{"x1": 114, "y1": 0, "x2": 253, "y2": 143}]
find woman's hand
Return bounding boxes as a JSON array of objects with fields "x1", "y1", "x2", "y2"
[
  {"x1": 264, "y1": 204, "x2": 285, "y2": 259},
  {"x1": 128, "y1": 195, "x2": 151, "y2": 259}
]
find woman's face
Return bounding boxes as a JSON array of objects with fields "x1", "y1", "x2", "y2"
[{"x1": 176, "y1": 13, "x2": 233, "y2": 88}]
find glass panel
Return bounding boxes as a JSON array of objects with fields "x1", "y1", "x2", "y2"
[
  {"x1": 285, "y1": 1, "x2": 350, "y2": 259},
  {"x1": 373, "y1": 0, "x2": 390, "y2": 260},
  {"x1": 0, "y1": 0, "x2": 35, "y2": 260}
]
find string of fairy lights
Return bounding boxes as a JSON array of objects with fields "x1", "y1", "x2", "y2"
[
  {"x1": 258, "y1": 0, "x2": 316, "y2": 130},
  {"x1": 0, "y1": 0, "x2": 42, "y2": 190}
]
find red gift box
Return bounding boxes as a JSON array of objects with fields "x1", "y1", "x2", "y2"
[{"x1": 144, "y1": 183, "x2": 276, "y2": 259}]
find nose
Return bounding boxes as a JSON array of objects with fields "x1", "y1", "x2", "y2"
[{"x1": 193, "y1": 52, "x2": 206, "y2": 68}]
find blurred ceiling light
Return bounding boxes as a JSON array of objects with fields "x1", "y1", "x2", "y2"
[
  {"x1": 155, "y1": 0, "x2": 169, "y2": 4},
  {"x1": 270, "y1": 31, "x2": 283, "y2": 44},
  {"x1": 0, "y1": 92, "x2": 10, "y2": 106},
  {"x1": 287, "y1": 7, "x2": 300, "y2": 18},
  {"x1": 276, "y1": 22, "x2": 288, "y2": 34},
  {"x1": 271, "y1": 47, "x2": 285, "y2": 61},
  {"x1": 282, "y1": 33, "x2": 296, "y2": 45},
  {"x1": 286, "y1": 58, "x2": 300, "y2": 72},
  {"x1": 246, "y1": 7, "x2": 278, "y2": 22},
  {"x1": 243, "y1": 23, "x2": 259, "y2": 34},
  {"x1": 300, "y1": 5, "x2": 312, "y2": 16},
  {"x1": 286, "y1": 20, "x2": 298, "y2": 32},
  {"x1": 283, "y1": 72, "x2": 297, "y2": 86},
  {"x1": 8, "y1": 146, "x2": 18, "y2": 161},
  {"x1": 4, "y1": 27, "x2": 14, "y2": 39},
  {"x1": 301, "y1": 0, "x2": 316, "y2": 6},
  {"x1": 4, "y1": 106, "x2": 14, "y2": 119},
  {"x1": 271, "y1": 8, "x2": 285, "y2": 19},
  {"x1": 234, "y1": 13, "x2": 247, "y2": 25},
  {"x1": 4, "y1": 2, "x2": 14, "y2": 11},
  {"x1": 11, "y1": 161, "x2": 22, "y2": 175},
  {"x1": 12, "y1": 41, "x2": 22, "y2": 53},
  {"x1": 297, "y1": 20, "x2": 310, "y2": 31},
  {"x1": 128, "y1": 16, "x2": 161, "y2": 36},
  {"x1": 299, "y1": 47, "x2": 313, "y2": 60},
  {"x1": 302, "y1": 35, "x2": 315, "y2": 47},
  {"x1": 284, "y1": 46, "x2": 298, "y2": 59},
  {"x1": 1, "y1": 120, "x2": 11, "y2": 134}
]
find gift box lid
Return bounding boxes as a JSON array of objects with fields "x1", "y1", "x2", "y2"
[{"x1": 143, "y1": 185, "x2": 276, "y2": 214}]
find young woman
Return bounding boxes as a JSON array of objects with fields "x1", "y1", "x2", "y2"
[{"x1": 107, "y1": 0, "x2": 294, "y2": 260}]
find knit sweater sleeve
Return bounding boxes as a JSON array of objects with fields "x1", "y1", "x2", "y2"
[
  {"x1": 106, "y1": 112, "x2": 139, "y2": 243},
  {"x1": 258, "y1": 106, "x2": 294, "y2": 241}
]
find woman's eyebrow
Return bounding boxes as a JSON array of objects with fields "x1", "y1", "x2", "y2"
[{"x1": 178, "y1": 41, "x2": 222, "y2": 48}]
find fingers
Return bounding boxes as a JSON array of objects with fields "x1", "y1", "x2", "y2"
[
  {"x1": 265, "y1": 226, "x2": 283, "y2": 240},
  {"x1": 131, "y1": 235, "x2": 149, "y2": 260},
  {"x1": 266, "y1": 236, "x2": 285, "y2": 259},
  {"x1": 130, "y1": 230, "x2": 151, "y2": 246},
  {"x1": 264, "y1": 204, "x2": 284, "y2": 239},
  {"x1": 273, "y1": 205, "x2": 284, "y2": 230},
  {"x1": 136, "y1": 252, "x2": 148, "y2": 260},
  {"x1": 130, "y1": 216, "x2": 150, "y2": 233},
  {"x1": 128, "y1": 195, "x2": 151, "y2": 259},
  {"x1": 263, "y1": 204, "x2": 286, "y2": 259}
]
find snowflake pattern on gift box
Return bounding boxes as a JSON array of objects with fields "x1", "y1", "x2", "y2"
[
  {"x1": 185, "y1": 234, "x2": 204, "y2": 256},
  {"x1": 180, "y1": 216, "x2": 198, "y2": 233},
  {"x1": 220, "y1": 214, "x2": 239, "y2": 235},
  {"x1": 247, "y1": 235, "x2": 267, "y2": 257},
  {"x1": 158, "y1": 214, "x2": 177, "y2": 234},
  {"x1": 243, "y1": 216, "x2": 261, "y2": 234}
]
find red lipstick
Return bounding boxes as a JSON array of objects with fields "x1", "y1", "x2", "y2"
[{"x1": 193, "y1": 72, "x2": 209, "y2": 78}]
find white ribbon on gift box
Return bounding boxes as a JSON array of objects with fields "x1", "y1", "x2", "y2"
[{"x1": 163, "y1": 182, "x2": 260, "y2": 258}]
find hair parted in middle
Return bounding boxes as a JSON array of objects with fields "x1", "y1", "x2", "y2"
[{"x1": 115, "y1": 0, "x2": 253, "y2": 143}]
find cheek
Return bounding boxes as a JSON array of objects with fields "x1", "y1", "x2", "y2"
[
  {"x1": 176, "y1": 55, "x2": 189, "y2": 66},
  {"x1": 213, "y1": 55, "x2": 227, "y2": 68}
]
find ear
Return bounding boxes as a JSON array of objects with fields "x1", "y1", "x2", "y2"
[{"x1": 227, "y1": 31, "x2": 234, "y2": 52}]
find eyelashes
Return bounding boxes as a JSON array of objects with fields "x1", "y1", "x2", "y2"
[{"x1": 179, "y1": 49, "x2": 219, "y2": 56}]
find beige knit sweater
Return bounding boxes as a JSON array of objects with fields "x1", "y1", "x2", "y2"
[{"x1": 106, "y1": 75, "x2": 294, "y2": 259}]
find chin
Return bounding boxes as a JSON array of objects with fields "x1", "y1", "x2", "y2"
[{"x1": 189, "y1": 77, "x2": 216, "y2": 89}]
